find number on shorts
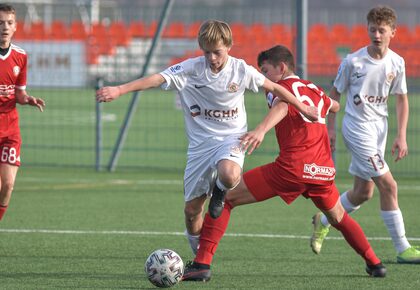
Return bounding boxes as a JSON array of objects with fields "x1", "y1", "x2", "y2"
[
  {"x1": 368, "y1": 153, "x2": 385, "y2": 172},
  {"x1": 1, "y1": 146, "x2": 17, "y2": 164}
]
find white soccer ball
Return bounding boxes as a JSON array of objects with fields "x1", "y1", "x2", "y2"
[{"x1": 145, "y1": 249, "x2": 184, "y2": 288}]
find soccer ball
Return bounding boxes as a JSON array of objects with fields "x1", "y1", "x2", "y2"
[{"x1": 144, "y1": 249, "x2": 184, "y2": 288}]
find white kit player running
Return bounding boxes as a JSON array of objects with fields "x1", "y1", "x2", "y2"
[
  {"x1": 311, "y1": 5, "x2": 420, "y2": 264},
  {"x1": 96, "y1": 20, "x2": 318, "y2": 255}
]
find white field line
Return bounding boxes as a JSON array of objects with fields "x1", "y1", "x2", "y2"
[
  {"x1": 12, "y1": 178, "x2": 420, "y2": 241},
  {"x1": 18, "y1": 177, "x2": 184, "y2": 185},
  {"x1": 16, "y1": 178, "x2": 420, "y2": 191},
  {"x1": 1, "y1": 228, "x2": 420, "y2": 241},
  {"x1": 15, "y1": 179, "x2": 184, "y2": 191}
]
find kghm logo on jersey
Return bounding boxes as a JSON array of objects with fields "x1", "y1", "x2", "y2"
[
  {"x1": 362, "y1": 94, "x2": 388, "y2": 104},
  {"x1": 228, "y1": 82, "x2": 239, "y2": 93},
  {"x1": 189, "y1": 104, "x2": 239, "y2": 121},
  {"x1": 303, "y1": 163, "x2": 335, "y2": 181},
  {"x1": 204, "y1": 107, "x2": 239, "y2": 121},
  {"x1": 353, "y1": 94, "x2": 362, "y2": 105},
  {"x1": 190, "y1": 104, "x2": 201, "y2": 117}
]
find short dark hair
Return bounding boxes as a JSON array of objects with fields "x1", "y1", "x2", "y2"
[
  {"x1": 0, "y1": 3, "x2": 15, "y2": 14},
  {"x1": 257, "y1": 45, "x2": 295, "y2": 72}
]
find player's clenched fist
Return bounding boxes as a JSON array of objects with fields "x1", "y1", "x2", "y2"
[{"x1": 96, "y1": 86, "x2": 121, "y2": 102}]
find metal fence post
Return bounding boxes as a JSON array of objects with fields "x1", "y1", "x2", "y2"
[{"x1": 95, "y1": 77, "x2": 104, "y2": 171}]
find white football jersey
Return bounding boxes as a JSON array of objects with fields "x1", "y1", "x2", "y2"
[
  {"x1": 160, "y1": 56, "x2": 265, "y2": 150},
  {"x1": 334, "y1": 46, "x2": 407, "y2": 122}
]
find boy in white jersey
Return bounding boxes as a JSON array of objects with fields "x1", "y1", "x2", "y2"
[
  {"x1": 96, "y1": 20, "x2": 317, "y2": 255},
  {"x1": 310, "y1": 5, "x2": 420, "y2": 264}
]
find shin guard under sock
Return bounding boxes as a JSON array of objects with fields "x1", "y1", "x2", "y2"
[
  {"x1": 195, "y1": 201, "x2": 233, "y2": 265},
  {"x1": 332, "y1": 212, "x2": 381, "y2": 265}
]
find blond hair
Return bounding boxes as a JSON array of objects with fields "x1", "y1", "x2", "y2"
[
  {"x1": 367, "y1": 5, "x2": 397, "y2": 29},
  {"x1": 197, "y1": 20, "x2": 233, "y2": 50}
]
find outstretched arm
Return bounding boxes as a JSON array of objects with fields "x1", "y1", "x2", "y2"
[
  {"x1": 96, "y1": 73, "x2": 166, "y2": 103},
  {"x1": 15, "y1": 89, "x2": 45, "y2": 112},
  {"x1": 241, "y1": 99, "x2": 288, "y2": 155},
  {"x1": 261, "y1": 78, "x2": 318, "y2": 122},
  {"x1": 392, "y1": 93, "x2": 409, "y2": 162}
]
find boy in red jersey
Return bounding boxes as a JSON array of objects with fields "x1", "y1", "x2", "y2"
[
  {"x1": 182, "y1": 45, "x2": 386, "y2": 281},
  {"x1": 0, "y1": 3, "x2": 45, "y2": 220}
]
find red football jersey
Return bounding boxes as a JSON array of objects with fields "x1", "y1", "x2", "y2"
[
  {"x1": 264, "y1": 76, "x2": 336, "y2": 184},
  {"x1": 0, "y1": 44, "x2": 27, "y2": 137}
]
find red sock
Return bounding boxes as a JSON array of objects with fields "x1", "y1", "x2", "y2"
[
  {"x1": 331, "y1": 212, "x2": 381, "y2": 265},
  {"x1": 194, "y1": 202, "x2": 233, "y2": 266},
  {"x1": 0, "y1": 205, "x2": 8, "y2": 221}
]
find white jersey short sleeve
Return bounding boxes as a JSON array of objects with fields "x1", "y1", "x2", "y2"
[
  {"x1": 160, "y1": 56, "x2": 265, "y2": 151},
  {"x1": 334, "y1": 47, "x2": 407, "y2": 122}
]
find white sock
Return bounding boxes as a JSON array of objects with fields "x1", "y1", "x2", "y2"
[
  {"x1": 320, "y1": 214, "x2": 330, "y2": 227},
  {"x1": 184, "y1": 230, "x2": 200, "y2": 255},
  {"x1": 381, "y1": 209, "x2": 411, "y2": 254},
  {"x1": 320, "y1": 191, "x2": 361, "y2": 227}
]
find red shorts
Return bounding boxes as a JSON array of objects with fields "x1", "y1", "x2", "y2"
[
  {"x1": 243, "y1": 164, "x2": 339, "y2": 211},
  {"x1": 0, "y1": 133, "x2": 21, "y2": 166}
]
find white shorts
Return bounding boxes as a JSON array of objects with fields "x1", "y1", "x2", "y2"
[
  {"x1": 183, "y1": 135, "x2": 245, "y2": 202},
  {"x1": 342, "y1": 114, "x2": 389, "y2": 181}
]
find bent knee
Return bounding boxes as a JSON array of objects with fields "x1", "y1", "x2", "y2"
[
  {"x1": 325, "y1": 209, "x2": 345, "y2": 225},
  {"x1": 218, "y1": 173, "x2": 241, "y2": 189},
  {"x1": 354, "y1": 188, "x2": 374, "y2": 203},
  {"x1": 328, "y1": 216, "x2": 341, "y2": 225},
  {"x1": 217, "y1": 161, "x2": 242, "y2": 189}
]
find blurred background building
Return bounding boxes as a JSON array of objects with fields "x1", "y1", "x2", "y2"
[{"x1": 11, "y1": 0, "x2": 420, "y2": 83}]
